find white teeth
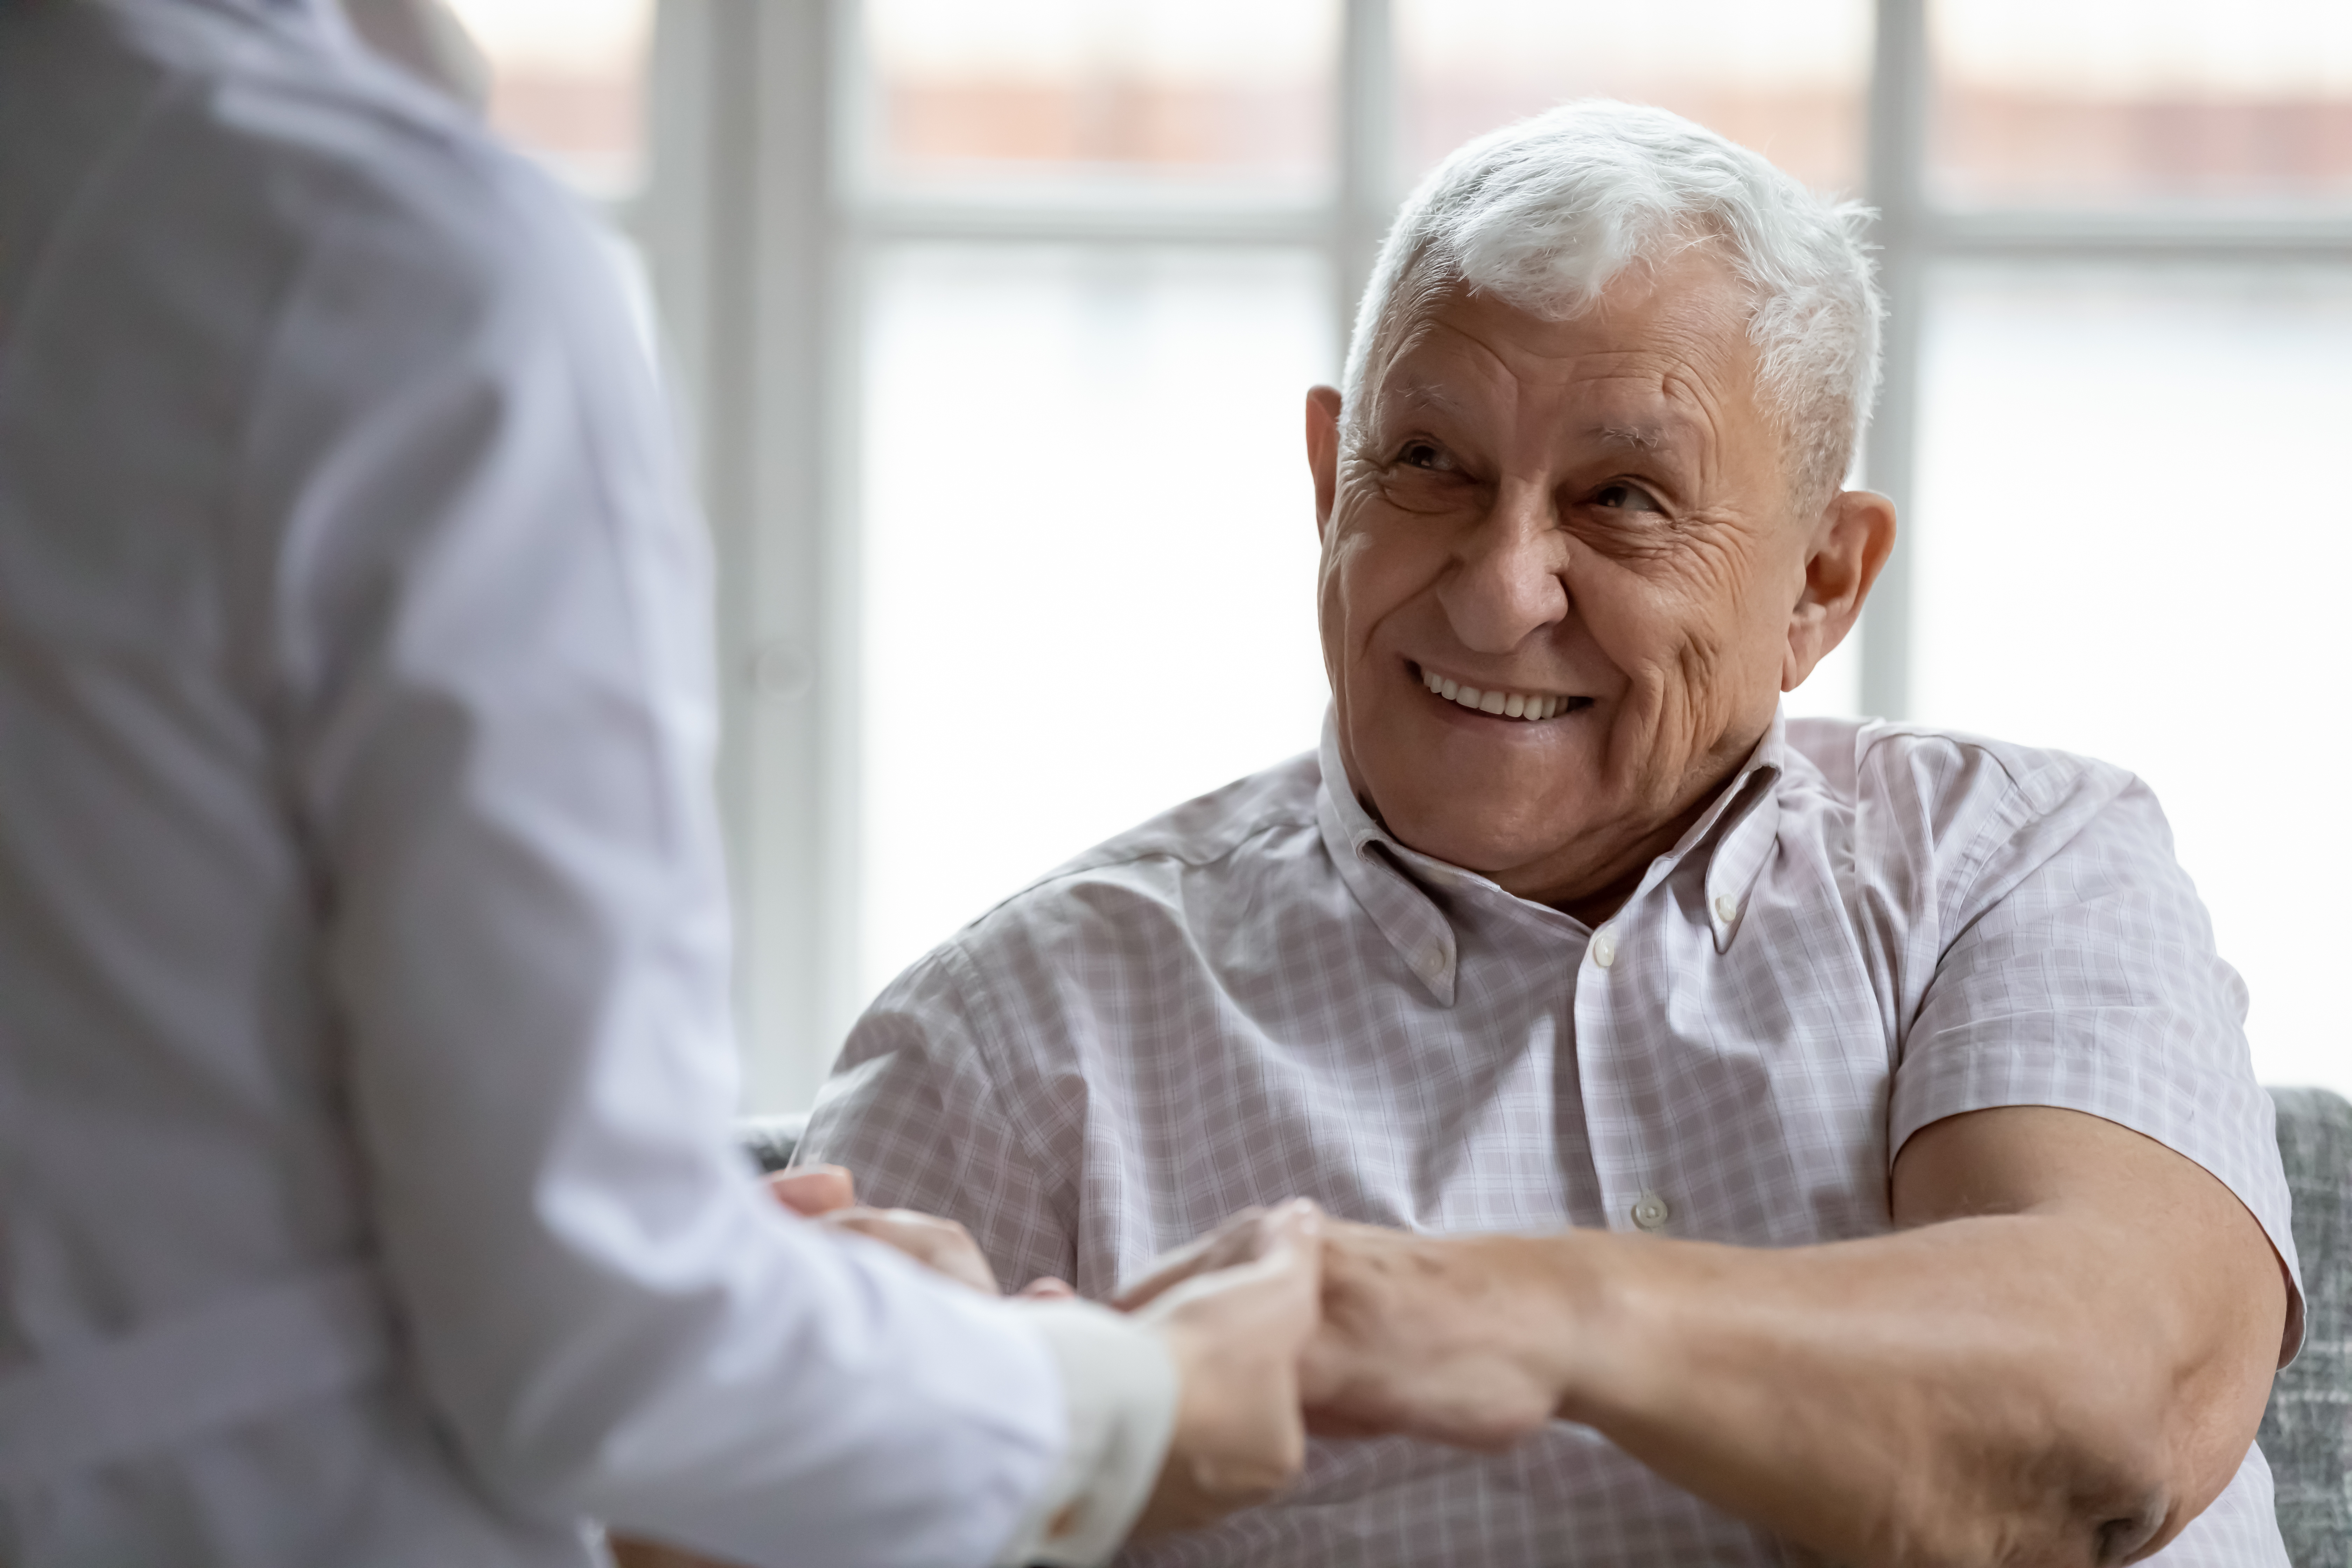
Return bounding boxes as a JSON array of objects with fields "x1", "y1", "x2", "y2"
[{"x1": 1421, "y1": 667, "x2": 1570, "y2": 722}]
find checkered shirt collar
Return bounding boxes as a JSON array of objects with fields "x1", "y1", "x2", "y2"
[{"x1": 1315, "y1": 706, "x2": 1787, "y2": 1004}]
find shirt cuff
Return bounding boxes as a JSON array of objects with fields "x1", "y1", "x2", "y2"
[{"x1": 992, "y1": 1300, "x2": 1179, "y2": 1568}]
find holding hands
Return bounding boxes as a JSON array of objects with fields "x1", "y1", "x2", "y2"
[
  {"x1": 610, "y1": 1173, "x2": 1545, "y2": 1568},
  {"x1": 768, "y1": 1169, "x2": 1335, "y2": 1537},
  {"x1": 1119, "y1": 1213, "x2": 1567, "y2": 1456},
  {"x1": 776, "y1": 1171, "x2": 1561, "y2": 1527}
]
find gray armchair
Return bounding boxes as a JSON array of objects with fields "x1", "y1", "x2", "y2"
[
  {"x1": 740, "y1": 1114, "x2": 807, "y2": 1178},
  {"x1": 2262, "y1": 1086, "x2": 2351, "y2": 1567},
  {"x1": 738, "y1": 1091, "x2": 2352, "y2": 1562}
]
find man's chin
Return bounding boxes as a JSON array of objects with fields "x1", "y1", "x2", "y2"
[
  {"x1": 1374, "y1": 796, "x2": 1600, "y2": 886},
  {"x1": 1339, "y1": 718, "x2": 1615, "y2": 880}
]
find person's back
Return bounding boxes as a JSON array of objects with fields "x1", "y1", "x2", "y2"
[
  {"x1": 0, "y1": 6, "x2": 1273, "y2": 1562},
  {"x1": 0, "y1": 4, "x2": 578, "y2": 1556}
]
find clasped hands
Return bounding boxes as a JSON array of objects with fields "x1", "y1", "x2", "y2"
[{"x1": 771, "y1": 1168, "x2": 1568, "y2": 1537}]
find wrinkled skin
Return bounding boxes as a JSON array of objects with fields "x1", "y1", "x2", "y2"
[{"x1": 1310, "y1": 249, "x2": 1893, "y2": 920}]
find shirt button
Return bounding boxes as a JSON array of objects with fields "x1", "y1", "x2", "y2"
[
  {"x1": 1590, "y1": 927, "x2": 1617, "y2": 969},
  {"x1": 1630, "y1": 1191, "x2": 1672, "y2": 1231},
  {"x1": 1713, "y1": 893, "x2": 1739, "y2": 923}
]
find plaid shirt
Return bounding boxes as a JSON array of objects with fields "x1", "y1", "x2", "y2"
[{"x1": 803, "y1": 710, "x2": 2303, "y2": 1566}]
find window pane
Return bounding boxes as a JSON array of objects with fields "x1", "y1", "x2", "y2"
[
  {"x1": 861, "y1": 0, "x2": 1338, "y2": 195},
  {"x1": 1911, "y1": 264, "x2": 2352, "y2": 1094},
  {"x1": 1930, "y1": 0, "x2": 2352, "y2": 208},
  {"x1": 1786, "y1": 622, "x2": 1863, "y2": 720},
  {"x1": 1394, "y1": 0, "x2": 1871, "y2": 195},
  {"x1": 443, "y1": 0, "x2": 653, "y2": 195},
  {"x1": 860, "y1": 246, "x2": 1336, "y2": 1002}
]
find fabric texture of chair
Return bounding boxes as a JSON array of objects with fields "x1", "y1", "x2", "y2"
[
  {"x1": 2262, "y1": 1085, "x2": 2352, "y2": 1568},
  {"x1": 740, "y1": 1114, "x2": 808, "y2": 1176}
]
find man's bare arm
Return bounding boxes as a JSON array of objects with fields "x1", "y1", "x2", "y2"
[{"x1": 1298, "y1": 1106, "x2": 2289, "y2": 1567}]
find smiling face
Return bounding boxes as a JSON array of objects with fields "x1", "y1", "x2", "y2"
[{"x1": 1310, "y1": 248, "x2": 1893, "y2": 918}]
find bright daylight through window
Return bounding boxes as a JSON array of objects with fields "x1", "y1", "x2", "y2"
[
  {"x1": 442, "y1": 0, "x2": 653, "y2": 196},
  {"x1": 449, "y1": 0, "x2": 2352, "y2": 1106}
]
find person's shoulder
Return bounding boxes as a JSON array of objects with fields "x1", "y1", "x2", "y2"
[
  {"x1": 850, "y1": 750, "x2": 1323, "y2": 1075},
  {"x1": 1786, "y1": 714, "x2": 2133, "y2": 822},
  {"x1": 92, "y1": 1, "x2": 581, "y2": 290},
  {"x1": 1785, "y1": 716, "x2": 2159, "y2": 923},
  {"x1": 1057, "y1": 749, "x2": 1324, "y2": 873},
  {"x1": 958, "y1": 750, "x2": 1325, "y2": 937}
]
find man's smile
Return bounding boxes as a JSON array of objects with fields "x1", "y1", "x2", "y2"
[{"x1": 1413, "y1": 662, "x2": 1594, "y2": 723}]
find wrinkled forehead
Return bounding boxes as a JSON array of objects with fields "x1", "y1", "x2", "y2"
[{"x1": 1360, "y1": 265, "x2": 1762, "y2": 454}]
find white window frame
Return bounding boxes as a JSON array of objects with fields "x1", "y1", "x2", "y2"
[
  {"x1": 1857, "y1": 2, "x2": 2352, "y2": 716},
  {"x1": 637, "y1": 0, "x2": 2352, "y2": 1109}
]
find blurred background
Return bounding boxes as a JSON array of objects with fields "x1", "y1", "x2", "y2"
[{"x1": 428, "y1": 0, "x2": 2352, "y2": 1108}]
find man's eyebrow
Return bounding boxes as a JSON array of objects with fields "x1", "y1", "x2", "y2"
[{"x1": 1588, "y1": 423, "x2": 1681, "y2": 452}]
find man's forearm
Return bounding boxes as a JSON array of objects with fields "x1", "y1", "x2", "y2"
[
  {"x1": 1307, "y1": 1111, "x2": 2286, "y2": 1567},
  {"x1": 1541, "y1": 1217, "x2": 2217, "y2": 1565}
]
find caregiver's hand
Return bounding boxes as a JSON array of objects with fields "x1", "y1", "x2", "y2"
[
  {"x1": 765, "y1": 1167, "x2": 1072, "y2": 1298},
  {"x1": 1122, "y1": 1200, "x2": 1325, "y2": 1538}
]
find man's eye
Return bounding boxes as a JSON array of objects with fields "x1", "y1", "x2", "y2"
[
  {"x1": 1398, "y1": 441, "x2": 1455, "y2": 472},
  {"x1": 1592, "y1": 482, "x2": 1662, "y2": 513}
]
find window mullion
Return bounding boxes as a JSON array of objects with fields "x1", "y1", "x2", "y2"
[
  {"x1": 1336, "y1": 0, "x2": 1395, "y2": 377},
  {"x1": 1861, "y1": 0, "x2": 1930, "y2": 721}
]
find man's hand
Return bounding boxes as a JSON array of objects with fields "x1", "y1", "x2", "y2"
[
  {"x1": 765, "y1": 1164, "x2": 855, "y2": 1217},
  {"x1": 1295, "y1": 1220, "x2": 1567, "y2": 1451},
  {"x1": 1120, "y1": 1200, "x2": 1325, "y2": 1537},
  {"x1": 1118, "y1": 1212, "x2": 1561, "y2": 1457}
]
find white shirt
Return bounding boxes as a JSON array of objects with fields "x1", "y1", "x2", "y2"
[
  {"x1": 0, "y1": 3, "x2": 1170, "y2": 1563},
  {"x1": 803, "y1": 709, "x2": 2306, "y2": 1567}
]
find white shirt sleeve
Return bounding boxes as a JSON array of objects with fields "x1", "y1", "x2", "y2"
[
  {"x1": 230, "y1": 120, "x2": 1129, "y2": 1564},
  {"x1": 996, "y1": 1302, "x2": 1180, "y2": 1567}
]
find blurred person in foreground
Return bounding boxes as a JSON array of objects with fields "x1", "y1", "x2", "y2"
[
  {"x1": 0, "y1": 2, "x2": 1357, "y2": 1563},
  {"x1": 800, "y1": 100, "x2": 2304, "y2": 1567}
]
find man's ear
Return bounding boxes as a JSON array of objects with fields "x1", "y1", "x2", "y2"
[
  {"x1": 1783, "y1": 489, "x2": 1897, "y2": 693},
  {"x1": 1306, "y1": 385, "x2": 1343, "y2": 543}
]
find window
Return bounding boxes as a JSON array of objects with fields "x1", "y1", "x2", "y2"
[
  {"x1": 442, "y1": 0, "x2": 656, "y2": 197},
  {"x1": 861, "y1": 0, "x2": 1337, "y2": 194},
  {"x1": 1891, "y1": 0, "x2": 2352, "y2": 1094},
  {"x1": 628, "y1": 0, "x2": 2352, "y2": 1107},
  {"x1": 1393, "y1": 0, "x2": 1870, "y2": 192}
]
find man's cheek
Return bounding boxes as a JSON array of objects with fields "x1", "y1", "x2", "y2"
[{"x1": 1563, "y1": 556, "x2": 1684, "y2": 668}]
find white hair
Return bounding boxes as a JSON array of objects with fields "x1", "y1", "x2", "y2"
[{"x1": 1342, "y1": 100, "x2": 1884, "y2": 506}]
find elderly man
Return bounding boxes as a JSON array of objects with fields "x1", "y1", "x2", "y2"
[{"x1": 801, "y1": 102, "x2": 2300, "y2": 1566}]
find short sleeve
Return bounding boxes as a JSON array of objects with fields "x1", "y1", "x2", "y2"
[
  {"x1": 1889, "y1": 769, "x2": 2305, "y2": 1363},
  {"x1": 800, "y1": 945, "x2": 1081, "y2": 1296}
]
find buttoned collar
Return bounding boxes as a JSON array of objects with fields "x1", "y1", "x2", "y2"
[{"x1": 1316, "y1": 707, "x2": 1786, "y2": 1003}]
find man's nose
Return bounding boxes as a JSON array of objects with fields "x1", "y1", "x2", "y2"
[{"x1": 1436, "y1": 481, "x2": 1570, "y2": 655}]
